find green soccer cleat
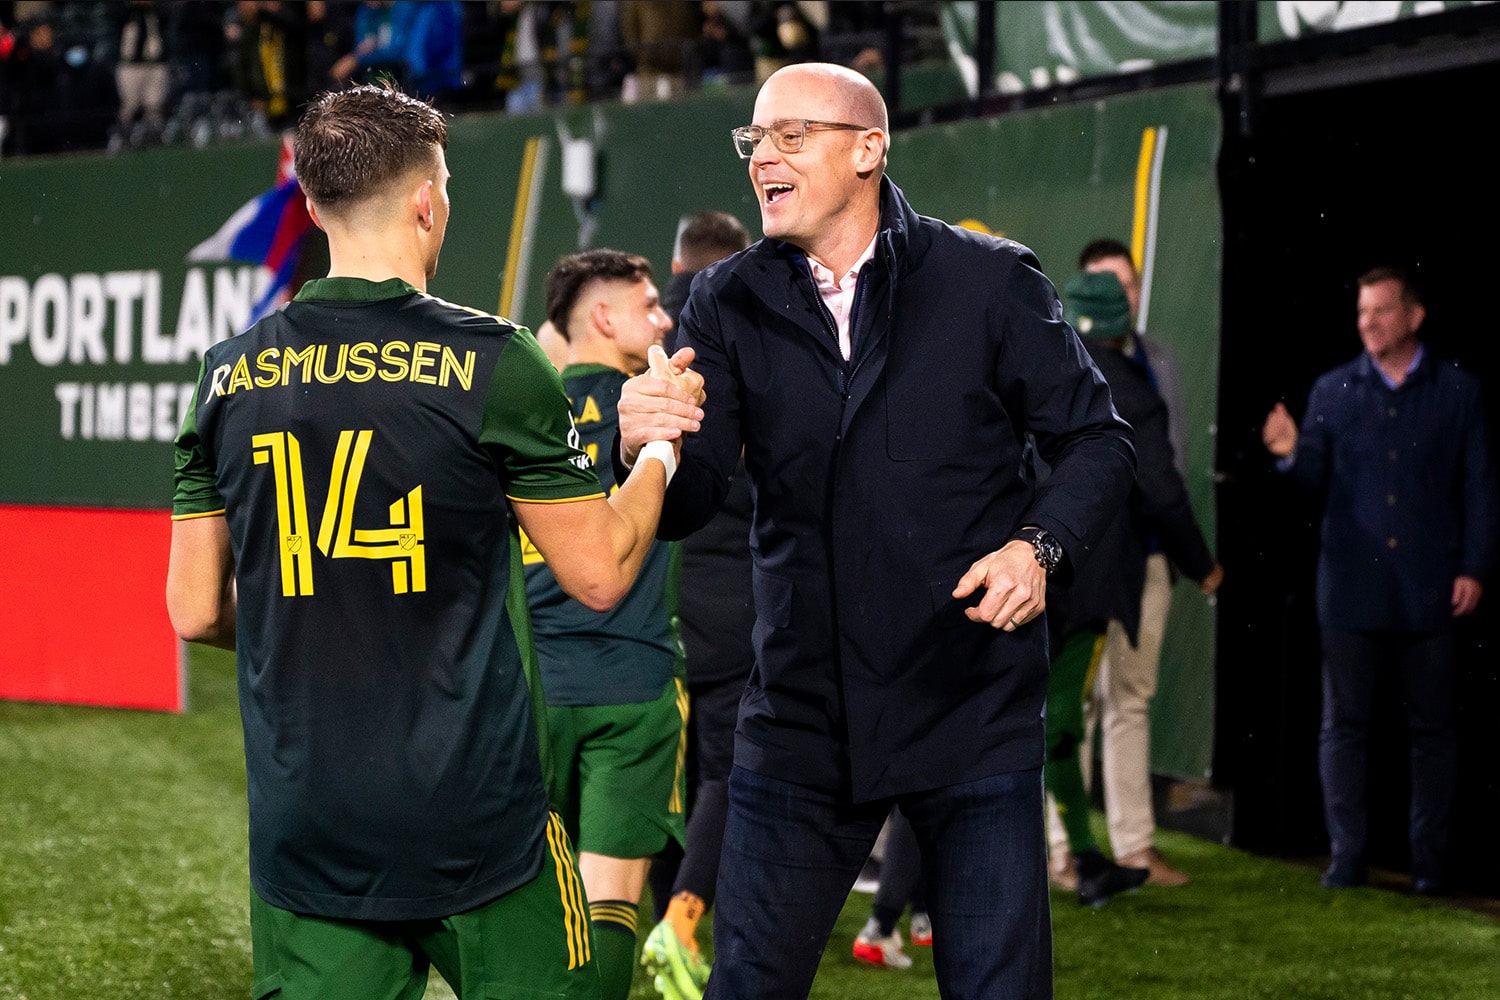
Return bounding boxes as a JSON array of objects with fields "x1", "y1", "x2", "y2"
[{"x1": 642, "y1": 918, "x2": 711, "y2": 1000}]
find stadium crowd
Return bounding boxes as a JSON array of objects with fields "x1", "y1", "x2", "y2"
[{"x1": 0, "y1": 0, "x2": 937, "y2": 158}]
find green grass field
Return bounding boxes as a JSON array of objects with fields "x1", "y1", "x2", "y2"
[{"x1": 2, "y1": 646, "x2": 1496, "y2": 999}]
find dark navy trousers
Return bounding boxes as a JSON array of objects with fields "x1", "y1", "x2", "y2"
[
  {"x1": 1319, "y1": 627, "x2": 1458, "y2": 882},
  {"x1": 706, "y1": 765, "x2": 1051, "y2": 999}
]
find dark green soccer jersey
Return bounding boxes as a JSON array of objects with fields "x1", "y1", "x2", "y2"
[
  {"x1": 523, "y1": 364, "x2": 681, "y2": 706},
  {"x1": 172, "y1": 277, "x2": 602, "y2": 922}
]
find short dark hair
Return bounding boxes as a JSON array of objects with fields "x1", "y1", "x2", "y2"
[
  {"x1": 677, "y1": 211, "x2": 751, "y2": 272},
  {"x1": 1078, "y1": 238, "x2": 1133, "y2": 271},
  {"x1": 294, "y1": 84, "x2": 448, "y2": 213},
  {"x1": 1358, "y1": 265, "x2": 1423, "y2": 306},
  {"x1": 545, "y1": 249, "x2": 654, "y2": 340}
]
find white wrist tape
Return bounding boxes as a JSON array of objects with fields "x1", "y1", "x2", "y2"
[{"x1": 636, "y1": 439, "x2": 677, "y2": 487}]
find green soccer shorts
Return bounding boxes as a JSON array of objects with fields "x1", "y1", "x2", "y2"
[
  {"x1": 249, "y1": 812, "x2": 601, "y2": 1000},
  {"x1": 546, "y1": 677, "x2": 689, "y2": 859}
]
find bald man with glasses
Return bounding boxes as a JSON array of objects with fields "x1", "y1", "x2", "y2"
[{"x1": 616, "y1": 63, "x2": 1134, "y2": 1000}]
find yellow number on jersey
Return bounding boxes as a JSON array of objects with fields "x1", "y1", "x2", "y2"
[
  {"x1": 316, "y1": 430, "x2": 427, "y2": 595},
  {"x1": 253, "y1": 429, "x2": 426, "y2": 597},
  {"x1": 252, "y1": 432, "x2": 316, "y2": 597}
]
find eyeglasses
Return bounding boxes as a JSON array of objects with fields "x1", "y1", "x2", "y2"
[{"x1": 730, "y1": 119, "x2": 870, "y2": 158}]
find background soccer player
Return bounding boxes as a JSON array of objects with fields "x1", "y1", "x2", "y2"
[{"x1": 525, "y1": 248, "x2": 683, "y2": 1000}]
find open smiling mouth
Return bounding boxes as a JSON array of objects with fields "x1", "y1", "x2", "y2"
[{"x1": 764, "y1": 183, "x2": 794, "y2": 204}]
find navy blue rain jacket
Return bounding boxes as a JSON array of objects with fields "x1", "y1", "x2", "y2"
[{"x1": 643, "y1": 178, "x2": 1135, "y2": 801}]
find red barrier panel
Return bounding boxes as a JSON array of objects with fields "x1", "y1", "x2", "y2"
[{"x1": 0, "y1": 505, "x2": 183, "y2": 712}]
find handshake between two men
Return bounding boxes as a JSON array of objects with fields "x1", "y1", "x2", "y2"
[{"x1": 619, "y1": 344, "x2": 707, "y2": 471}]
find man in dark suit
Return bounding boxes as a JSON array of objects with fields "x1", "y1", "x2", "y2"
[
  {"x1": 615, "y1": 62, "x2": 1135, "y2": 999},
  {"x1": 1262, "y1": 266, "x2": 1497, "y2": 893}
]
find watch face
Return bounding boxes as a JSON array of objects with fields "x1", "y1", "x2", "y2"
[{"x1": 1033, "y1": 531, "x2": 1062, "y2": 571}]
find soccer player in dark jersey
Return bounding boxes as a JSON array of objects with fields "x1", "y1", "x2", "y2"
[
  {"x1": 524, "y1": 248, "x2": 681, "y2": 1000},
  {"x1": 165, "y1": 84, "x2": 701, "y2": 1000}
]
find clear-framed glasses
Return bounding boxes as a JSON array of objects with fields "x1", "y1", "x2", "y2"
[{"x1": 730, "y1": 119, "x2": 870, "y2": 159}]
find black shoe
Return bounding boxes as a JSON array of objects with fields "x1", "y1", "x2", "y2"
[
  {"x1": 1319, "y1": 863, "x2": 1365, "y2": 889},
  {"x1": 1075, "y1": 850, "x2": 1149, "y2": 908}
]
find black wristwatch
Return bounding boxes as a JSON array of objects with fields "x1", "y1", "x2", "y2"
[{"x1": 1014, "y1": 525, "x2": 1063, "y2": 576}]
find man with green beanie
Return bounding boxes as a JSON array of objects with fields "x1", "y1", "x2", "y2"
[{"x1": 1043, "y1": 270, "x2": 1224, "y2": 906}]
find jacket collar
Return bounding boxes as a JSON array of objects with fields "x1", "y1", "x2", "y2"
[{"x1": 1355, "y1": 343, "x2": 1429, "y2": 389}]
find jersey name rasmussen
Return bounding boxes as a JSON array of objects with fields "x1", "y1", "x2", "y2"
[{"x1": 208, "y1": 340, "x2": 477, "y2": 399}]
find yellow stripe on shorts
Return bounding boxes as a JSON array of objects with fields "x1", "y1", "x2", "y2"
[{"x1": 545, "y1": 812, "x2": 591, "y2": 969}]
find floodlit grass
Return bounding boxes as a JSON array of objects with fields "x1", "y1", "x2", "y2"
[{"x1": 2, "y1": 647, "x2": 1496, "y2": 999}]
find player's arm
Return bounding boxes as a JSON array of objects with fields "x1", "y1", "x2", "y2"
[
  {"x1": 168, "y1": 362, "x2": 236, "y2": 649},
  {"x1": 166, "y1": 514, "x2": 236, "y2": 650},
  {"x1": 513, "y1": 455, "x2": 670, "y2": 612},
  {"x1": 494, "y1": 335, "x2": 679, "y2": 611}
]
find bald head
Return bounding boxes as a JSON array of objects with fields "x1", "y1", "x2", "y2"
[{"x1": 767, "y1": 62, "x2": 889, "y2": 138}]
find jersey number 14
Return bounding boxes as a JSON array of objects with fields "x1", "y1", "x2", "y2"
[{"x1": 252, "y1": 430, "x2": 426, "y2": 597}]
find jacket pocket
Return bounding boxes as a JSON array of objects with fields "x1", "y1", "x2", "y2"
[
  {"x1": 929, "y1": 579, "x2": 972, "y2": 629},
  {"x1": 752, "y1": 570, "x2": 794, "y2": 629}
]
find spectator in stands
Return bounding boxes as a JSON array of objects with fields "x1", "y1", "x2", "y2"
[
  {"x1": 232, "y1": 1, "x2": 310, "y2": 135},
  {"x1": 330, "y1": 0, "x2": 463, "y2": 102},
  {"x1": 397, "y1": 0, "x2": 464, "y2": 100},
  {"x1": 585, "y1": 0, "x2": 630, "y2": 102},
  {"x1": 111, "y1": 0, "x2": 169, "y2": 151},
  {"x1": 696, "y1": 1, "x2": 752, "y2": 88},
  {"x1": 489, "y1": 0, "x2": 551, "y2": 114},
  {"x1": 167, "y1": 0, "x2": 231, "y2": 98},
  {"x1": 620, "y1": 1, "x2": 701, "y2": 101},
  {"x1": 330, "y1": 0, "x2": 402, "y2": 85},
  {"x1": 750, "y1": 1, "x2": 820, "y2": 82},
  {"x1": 5, "y1": 13, "x2": 112, "y2": 155},
  {"x1": 304, "y1": 0, "x2": 359, "y2": 93},
  {"x1": 821, "y1": 1, "x2": 887, "y2": 69}
]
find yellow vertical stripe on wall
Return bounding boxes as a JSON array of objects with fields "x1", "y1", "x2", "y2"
[
  {"x1": 499, "y1": 136, "x2": 543, "y2": 318},
  {"x1": 1131, "y1": 126, "x2": 1159, "y2": 272},
  {"x1": 545, "y1": 813, "x2": 591, "y2": 969}
]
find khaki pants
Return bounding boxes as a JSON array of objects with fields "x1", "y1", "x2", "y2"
[
  {"x1": 116, "y1": 62, "x2": 168, "y2": 124},
  {"x1": 1048, "y1": 553, "x2": 1173, "y2": 859}
]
